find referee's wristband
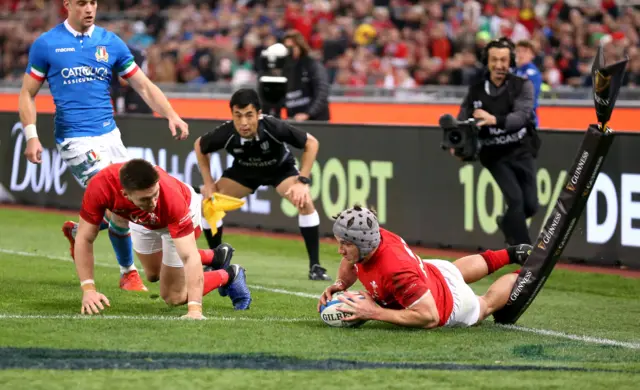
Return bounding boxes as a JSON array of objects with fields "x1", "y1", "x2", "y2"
[{"x1": 23, "y1": 124, "x2": 38, "y2": 141}]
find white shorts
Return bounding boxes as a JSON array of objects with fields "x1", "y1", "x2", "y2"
[
  {"x1": 56, "y1": 128, "x2": 129, "y2": 187},
  {"x1": 423, "y1": 259, "x2": 481, "y2": 327},
  {"x1": 130, "y1": 186, "x2": 202, "y2": 268}
]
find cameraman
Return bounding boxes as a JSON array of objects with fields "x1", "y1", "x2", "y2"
[
  {"x1": 282, "y1": 30, "x2": 330, "y2": 121},
  {"x1": 457, "y1": 37, "x2": 539, "y2": 246}
]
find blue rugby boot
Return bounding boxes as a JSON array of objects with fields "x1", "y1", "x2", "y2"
[{"x1": 219, "y1": 264, "x2": 252, "y2": 310}]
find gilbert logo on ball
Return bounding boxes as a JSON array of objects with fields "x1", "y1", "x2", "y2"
[{"x1": 319, "y1": 291, "x2": 368, "y2": 328}]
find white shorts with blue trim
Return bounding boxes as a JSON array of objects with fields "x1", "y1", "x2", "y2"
[{"x1": 56, "y1": 128, "x2": 129, "y2": 187}]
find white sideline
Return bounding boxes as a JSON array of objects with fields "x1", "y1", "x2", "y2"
[
  {"x1": 1, "y1": 248, "x2": 639, "y2": 350},
  {"x1": 0, "y1": 313, "x2": 313, "y2": 323}
]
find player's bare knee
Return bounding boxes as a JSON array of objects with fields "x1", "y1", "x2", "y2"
[
  {"x1": 216, "y1": 178, "x2": 252, "y2": 199},
  {"x1": 214, "y1": 185, "x2": 229, "y2": 196},
  {"x1": 161, "y1": 291, "x2": 186, "y2": 306},
  {"x1": 146, "y1": 274, "x2": 160, "y2": 283},
  {"x1": 476, "y1": 297, "x2": 491, "y2": 321}
]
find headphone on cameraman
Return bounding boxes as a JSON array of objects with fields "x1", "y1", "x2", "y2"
[{"x1": 481, "y1": 37, "x2": 516, "y2": 68}]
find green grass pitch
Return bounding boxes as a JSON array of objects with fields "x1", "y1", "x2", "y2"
[{"x1": 0, "y1": 207, "x2": 638, "y2": 389}]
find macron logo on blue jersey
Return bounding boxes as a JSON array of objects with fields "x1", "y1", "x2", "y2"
[{"x1": 26, "y1": 21, "x2": 140, "y2": 142}]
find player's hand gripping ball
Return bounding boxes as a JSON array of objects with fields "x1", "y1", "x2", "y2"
[{"x1": 319, "y1": 291, "x2": 368, "y2": 328}]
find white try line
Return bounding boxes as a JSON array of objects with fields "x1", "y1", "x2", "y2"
[
  {"x1": 0, "y1": 313, "x2": 314, "y2": 323},
  {"x1": 1, "y1": 248, "x2": 639, "y2": 350},
  {"x1": 499, "y1": 324, "x2": 640, "y2": 350}
]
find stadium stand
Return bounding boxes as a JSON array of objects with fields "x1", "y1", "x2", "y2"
[{"x1": 1, "y1": 0, "x2": 639, "y2": 93}]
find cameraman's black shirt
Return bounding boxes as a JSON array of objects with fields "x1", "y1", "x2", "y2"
[
  {"x1": 199, "y1": 115, "x2": 308, "y2": 171},
  {"x1": 458, "y1": 74, "x2": 535, "y2": 164}
]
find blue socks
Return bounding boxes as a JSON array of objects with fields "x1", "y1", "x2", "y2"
[{"x1": 107, "y1": 220, "x2": 135, "y2": 274}]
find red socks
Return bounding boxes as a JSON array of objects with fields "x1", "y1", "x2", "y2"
[
  {"x1": 203, "y1": 270, "x2": 230, "y2": 296},
  {"x1": 200, "y1": 249, "x2": 230, "y2": 296},
  {"x1": 480, "y1": 249, "x2": 510, "y2": 274},
  {"x1": 199, "y1": 249, "x2": 214, "y2": 266}
]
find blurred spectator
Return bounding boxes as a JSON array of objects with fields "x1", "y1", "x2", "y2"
[
  {"x1": 111, "y1": 44, "x2": 153, "y2": 114},
  {"x1": 282, "y1": 29, "x2": 330, "y2": 121},
  {"x1": 2, "y1": 0, "x2": 640, "y2": 94},
  {"x1": 543, "y1": 55, "x2": 563, "y2": 88},
  {"x1": 515, "y1": 40, "x2": 542, "y2": 127}
]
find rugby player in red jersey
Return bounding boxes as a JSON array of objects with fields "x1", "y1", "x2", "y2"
[
  {"x1": 317, "y1": 205, "x2": 531, "y2": 328},
  {"x1": 74, "y1": 159, "x2": 251, "y2": 319}
]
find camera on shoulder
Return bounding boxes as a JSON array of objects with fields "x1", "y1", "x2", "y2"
[
  {"x1": 258, "y1": 43, "x2": 290, "y2": 111},
  {"x1": 439, "y1": 114, "x2": 482, "y2": 161}
]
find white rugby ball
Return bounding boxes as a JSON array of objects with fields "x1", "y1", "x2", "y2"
[{"x1": 319, "y1": 291, "x2": 368, "y2": 328}]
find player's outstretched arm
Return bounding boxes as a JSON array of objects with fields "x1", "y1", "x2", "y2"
[
  {"x1": 173, "y1": 233, "x2": 206, "y2": 320},
  {"x1": 18, "y1": 73, "x2": 44, "y2": 163},
  {"x1": 335, "y1": 257, "x2": 358, "y2": 289},
  {"x1": 74, "y1": 216, "x2": 100, "y2": 285},
  {"x1": 338, "y1": 291, "x2": 440, "y2": 329},
  {"x1": 126, "y1": 71, "x2": 189, "y2": 140},
  {"x1": 75, "y1": 216, "x2": 110, "y2": 315},
  {"x1": 317, "y1": 258, "x2": 357, "y2": 311}
]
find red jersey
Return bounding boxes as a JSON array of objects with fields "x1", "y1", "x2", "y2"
[
  {"x1": 355, "y1": 228, "x2": 454, "y2": 327},
  {"x1": 80, "y1": 163, "x2": 195, "y2": 239}
]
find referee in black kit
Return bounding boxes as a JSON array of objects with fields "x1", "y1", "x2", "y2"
[
  {"x1": 457, "y1": 37, "x2": 540, "y2": 245},
  {"x1": 194, "y1": 88, "x2": 331, "y2": 281}
]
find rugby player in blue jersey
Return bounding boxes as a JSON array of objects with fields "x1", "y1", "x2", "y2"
[
  {"x1": 514, "y1": 40, "x2": 542, "y2": 128},
  {"x1": 18, "y1": 0, "x2": 189, "y2": 292}
]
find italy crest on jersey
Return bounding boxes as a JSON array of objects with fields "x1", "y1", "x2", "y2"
[
  {"x1": 86, "y1": 149, "x2": 100, "y2": 163},
  {"x1": 95, "y1": 46, "x2": 109, "y2": 62}
]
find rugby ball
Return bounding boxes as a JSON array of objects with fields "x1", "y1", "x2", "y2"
[{"x1": 319, "y1": 291, "x2": 368, "y2": 328}]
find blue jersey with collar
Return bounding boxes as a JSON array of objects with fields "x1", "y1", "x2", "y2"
[
  {"x1": 515, "y1": 62, "x2": 542, "y2": 127},
  {"x1": 26, "y1": 21, "x2": 139, "y2": 143}
]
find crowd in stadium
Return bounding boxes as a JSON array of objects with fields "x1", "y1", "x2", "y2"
[{"x1": 1, "y1": 0, "x2": 639, "y2": 90}]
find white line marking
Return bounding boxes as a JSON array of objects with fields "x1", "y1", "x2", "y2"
[
  {"x1": 248, "y1": 285, "x2": 319, "y2": 299},
  {"x1": 0, "y1": 249, "x2": 73, "y2": 263},
  {"x1": 498, "y1": 325, "x2": 640, "y2": 350},
  {"x1": 0, "y1": 314, "x2": 314, "y2": 323},
  {"x1": 0, "y1": 248, "x2": 321, "y2": 298},
  {"x1": 2, "y1": 248, "x2": 639, "y2": 350}
]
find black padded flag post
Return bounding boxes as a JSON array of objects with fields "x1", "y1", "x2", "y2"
[{"x1": 493, "y1": 43, "x2": 629, "y2": 325}]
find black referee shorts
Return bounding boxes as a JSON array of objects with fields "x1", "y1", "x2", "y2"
[{"x1": 221, "y1": 163, "x2": 300, "y2": 193}]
